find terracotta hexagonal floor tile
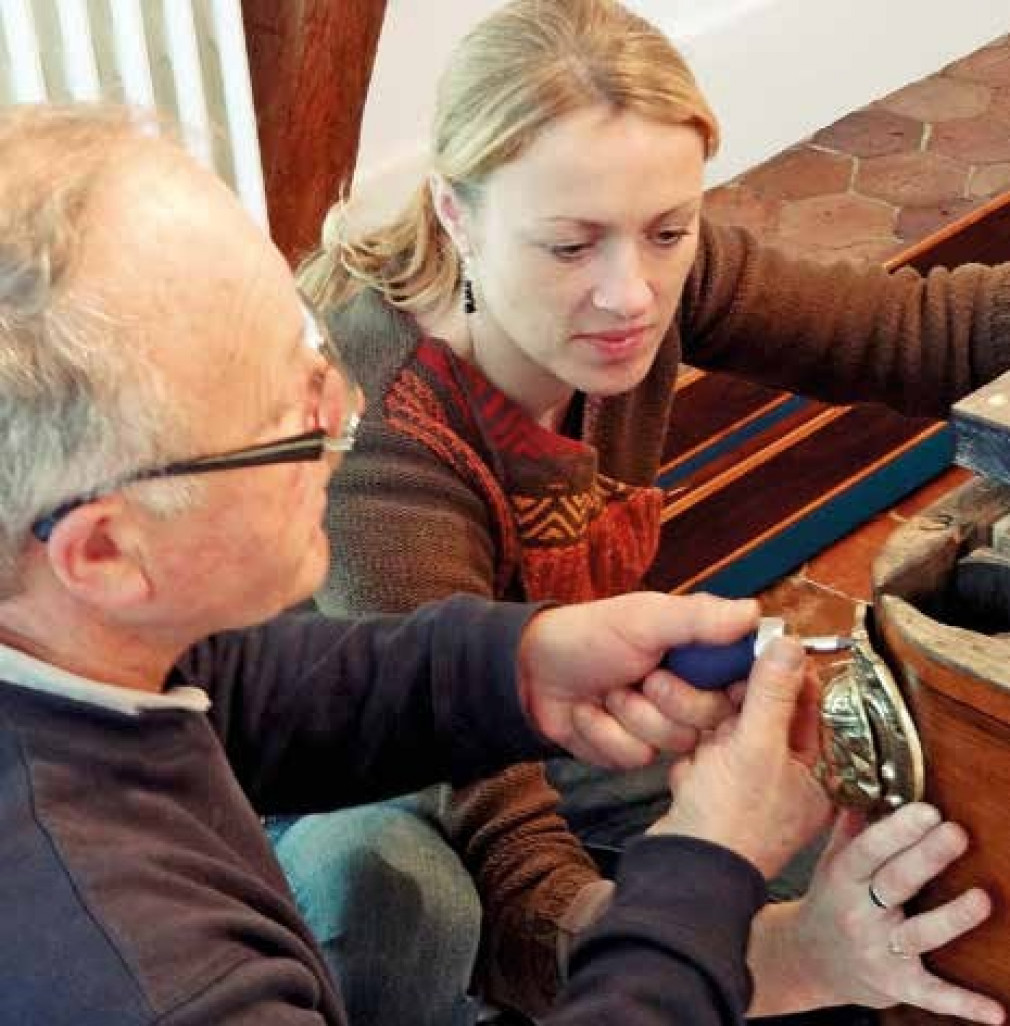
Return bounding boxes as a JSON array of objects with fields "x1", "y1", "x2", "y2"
[
  {"x1": 740, "y1": 146, "x2": 853, "y2": 202},
  {"x1": 856, "y1": 150, "x2": 969, "y2": 207},
  {"x1": 930, "y1": 112, "x2": 1010, "y2": 164},
  {"x1": 987, "y1": 85, "x2": 1010, "y2": 120},
  {"x1": 813, "y1": 108, "x2": 924, "y2": 158},
  {"x1": 769, "y1": 237, "x2": 902, "y2": 266},
  {"x1": 897, "y1": 197, "x2": 987, "y2": 240},
  {"x1": 877, "y1": 75, "x2": 992, "y2": 122},
  {"x1": 945, "y1": 44, "x2": 1010, "y2": 88},
  {"x1": 777, "y1": 193, "x2": 896, "y2": 251},
  {"x1": 702, "y1": 184, "x2": 782, "y2": 236},
  {"x1": 970, "y1": 162, "x2": 1010, "y2": 198}
]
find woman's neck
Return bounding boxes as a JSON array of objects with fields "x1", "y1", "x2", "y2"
[{"x1": 418, "y1": 303, "x2": 574, "y2": 430}]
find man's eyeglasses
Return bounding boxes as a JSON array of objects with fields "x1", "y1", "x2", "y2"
[{"x1": 31, "y1": 300, "x2": 362, "y2": 543}]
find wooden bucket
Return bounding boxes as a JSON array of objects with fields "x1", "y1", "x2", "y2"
[{"x1": 871, "y1": 476, "x2": 1010, "y2": 1012}]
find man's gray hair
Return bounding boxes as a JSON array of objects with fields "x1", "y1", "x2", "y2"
[{"x1": 0, "y1": 105, "x2": 199, "y2": 598}]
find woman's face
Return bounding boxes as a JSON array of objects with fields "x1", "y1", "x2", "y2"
[{"x1": 458, "y1": 107, "x2": 706, "y2": 414}]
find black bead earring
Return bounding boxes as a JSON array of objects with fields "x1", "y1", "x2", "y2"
[{"x1": 463, "y1": 275, "x2": 476, "y2": 314}]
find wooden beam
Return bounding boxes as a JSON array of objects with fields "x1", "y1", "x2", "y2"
[{"x1": 240, "y1": 0, "x2": 387, "y2": 265}]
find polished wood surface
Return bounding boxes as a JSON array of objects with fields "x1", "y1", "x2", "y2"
[
  {"x1": 241, "y1": 0, "x2": 387, "y2": 264},
  {"x1": 872, "y1": 479, "x2": 1010, "y2": 1019}
]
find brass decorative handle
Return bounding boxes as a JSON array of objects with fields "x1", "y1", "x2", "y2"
[{"x1": 817, "y1": 604, "x2": 925, "y2": 816}]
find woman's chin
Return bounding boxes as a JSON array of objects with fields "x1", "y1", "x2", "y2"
[{"x1": 578, "y1": 353, "x2": 655, "y2": 397}]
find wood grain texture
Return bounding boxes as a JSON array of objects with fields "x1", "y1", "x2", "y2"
[
  {"x1": 241, "y1": 0, "x2": 387, "y2": 264},
  {"x1": 873, "y1": 478, "x2": 1010, "y2": 1024},
  {"x1": 880, "y1": 614, "x2": 1010, "y2": 1010},
  {"x1": 952, "y1": 371, "x2": 1010, "y2": 485}
]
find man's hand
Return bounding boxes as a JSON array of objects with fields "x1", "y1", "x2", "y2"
[
  {"x1": 649, "y1": 635, "x2": 831, "y2": 879},
  {"x1": 516, "y1": 591, "x2": 760, "y2": 768}
]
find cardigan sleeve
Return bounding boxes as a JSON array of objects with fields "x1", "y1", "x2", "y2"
[
  {"x1": 680, "y1": 220, "x2": 1010, "y2": 417},
  {"x1": 318, "y1": 364, "x2": 603, "y2": 1015}
]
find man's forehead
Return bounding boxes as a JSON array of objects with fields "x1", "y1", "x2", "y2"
[
  {"x1": 87, "y1": 141, "x2": 245, "y2": 248},
  {"x1": 82, "y1": 143, "x2": 287, "y2": 317},
  {"x1": 75, "y1": 144, "x2": 301, "y2": 408}
]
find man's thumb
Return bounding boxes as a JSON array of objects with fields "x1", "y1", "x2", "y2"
[{"x1": 738, "y1": 636, "x2": 806, "y2": 742}]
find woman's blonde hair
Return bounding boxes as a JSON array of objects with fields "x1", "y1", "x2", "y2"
[{"x1": 298, "y1": 0, "x2": 719, "y2": 315}]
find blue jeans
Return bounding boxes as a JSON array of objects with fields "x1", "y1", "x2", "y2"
[
  {"x1": 267, "y1": 791, "x2": 482, "y2": 1026},
  {"x1": 270, "y1": 765, "x2": 819, "y2": 1026},
  {"x1": 546, "y1": 758, "x2": 673, "y2": 849},
  {"x1": 546, "y1": 758, "x2": 824, "y2": 897}
]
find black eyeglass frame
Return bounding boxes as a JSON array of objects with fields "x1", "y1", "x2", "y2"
[{"x1": 31, "y1": 302, "x2": 360, "y2": 543}]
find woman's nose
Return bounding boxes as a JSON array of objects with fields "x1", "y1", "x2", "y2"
[{"x1": 591, "y1": 247, "x2": 652, "y2": 317}]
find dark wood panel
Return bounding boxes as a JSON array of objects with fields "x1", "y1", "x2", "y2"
[
  {"x1": 241, "y1": 0, "x2": 387, "y2": 264},
  {"x1": 660, "y1": 374, "x2": 792, "y2": 467},
  {"x1": 650, "y1": 407, "x2": 941, "y2": 591}
]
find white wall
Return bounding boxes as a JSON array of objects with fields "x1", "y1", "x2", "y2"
[
  {"x1": 674, "y1": 0, "x2": 1008, "y2": 184},
  {"x1": 353, "y1": 0, "x2": 1008, "y2": 220}
]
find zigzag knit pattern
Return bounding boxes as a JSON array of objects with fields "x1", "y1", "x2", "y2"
[{"x1": 389, "y1": 338, "x2": 663, "y2": 604}]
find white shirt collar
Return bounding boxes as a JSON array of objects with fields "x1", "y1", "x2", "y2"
[{"x1": 0, "y1": 640, "x2": 211, "y2": 717}]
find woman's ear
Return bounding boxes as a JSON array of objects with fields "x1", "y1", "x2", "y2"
[
  {"x1": 429, "y1": 173, "x2": 471, "y2": 256},
  {"x1": 43, "y1": 497, "x2": 153, "y2": 611}
]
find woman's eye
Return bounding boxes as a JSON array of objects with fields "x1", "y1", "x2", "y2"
[
  {"x1": 653, "y1": 228, "x2": 689, "y2": 247},
  {"x1": 547, "y1": 241, "x2": 593, "y2": 261}
]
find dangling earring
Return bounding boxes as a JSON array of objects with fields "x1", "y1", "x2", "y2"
[{"x1": 461, "y1": 254, "x2": 477, "y2": 314}]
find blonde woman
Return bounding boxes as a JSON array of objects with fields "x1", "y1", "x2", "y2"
[{"x1": 277, "y1": 1, "x2": 1010, "y2": 1023}]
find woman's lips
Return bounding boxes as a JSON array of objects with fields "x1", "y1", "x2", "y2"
[{"x1": 574, "y1": 326, "x2": 651, "y2": 359}]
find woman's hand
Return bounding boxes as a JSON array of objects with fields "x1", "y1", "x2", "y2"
[{"x1": 749, "y1": 803, "x2": 1004, "y2": 1024}]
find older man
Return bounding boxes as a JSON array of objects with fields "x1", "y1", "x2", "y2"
[{"x1": 0, "y1": 106, "x2": 997, "y2": 1026}]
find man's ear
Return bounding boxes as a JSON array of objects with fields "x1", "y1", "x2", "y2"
[
  {"x1": 429, "y1": 173, "x2": 471, "y2": 256},
  {"x1": 44, "y1": 497, "x2": 153, "y2": 610}
]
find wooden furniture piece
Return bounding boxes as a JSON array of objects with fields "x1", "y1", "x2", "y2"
[
  {"x1": 835, "y1": 196, "x2": 1010, "y2": 1026},
  {"x1": 650, "y1": 190, "x2": 1010, "y2": 599},
  {"x1": 872, "y1": 477, "x2": 1010, "y2": 1020},
  {"x1": 240, "y1": 0, "x2": 388, "y2": 265}
]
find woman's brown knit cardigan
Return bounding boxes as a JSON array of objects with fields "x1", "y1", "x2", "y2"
[{"x1": 316, "y1": 220, "x2": 1010, "y2": 1013}]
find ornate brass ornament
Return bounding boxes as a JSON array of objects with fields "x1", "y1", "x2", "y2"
[{"x1": 817, "y1": 605, "x2": 925, "y2": 816}]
